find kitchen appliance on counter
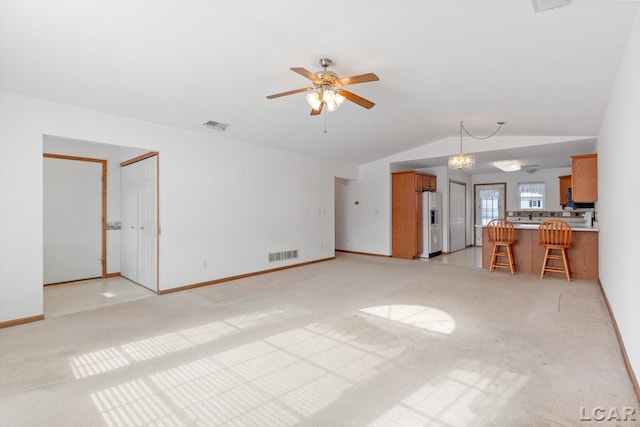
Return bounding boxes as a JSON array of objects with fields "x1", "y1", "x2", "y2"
[
  {"x1": 583, "y1": 210, "x2": 594, "y2": 228},
  {"x1": 420, "y1": 192, "x2": 443, "y2": 258}
]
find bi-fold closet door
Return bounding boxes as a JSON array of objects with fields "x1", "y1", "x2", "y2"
[{"x1": 121, "y1": 155, "x2": 158, "y2": 291}]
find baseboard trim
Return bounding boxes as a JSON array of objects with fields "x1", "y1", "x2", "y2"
[
  {"x1": 598, "y1": 279, "x2": 640, "y2": 403},
  {"x1": 158, "y1": 257, "x2": 335, "y2": 295},
  {"x1": 0, "y1": 314, "x2": 45, "y2": 329},
  {"x1": 336, "y1": 250, "x2": 391, "y2": 258},
  {"x1": 105, "y1": 272, "x2": 121, "y2": 278},
  {"x1": 44, "y1": 276, "x2": 102, "y2": 286}
]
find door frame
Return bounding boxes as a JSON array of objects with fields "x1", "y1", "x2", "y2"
[
  {"x1": 43, "y1": 153, "x2": 107, "y2": 280},
  {"x1": 120, "y1": 151, "x2": 160, "y2": 292}
]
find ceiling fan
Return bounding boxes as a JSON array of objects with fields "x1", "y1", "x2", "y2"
[{"x1": 266, "y1": 58, "x2": 379, "y2": 115}]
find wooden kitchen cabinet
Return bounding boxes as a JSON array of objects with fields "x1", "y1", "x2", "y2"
[
  {"x1": 392, "y1": 171, "x2": 437, "y2": 259},
  {"x1": 422, "y1": 174, "x2": 437, "y2": 192},
  {"x1": 559, "y1": 175, "x2": 571, "y2": 206},
  {"x1": 571, "y1": 154, "x2": 597, "y2": 202}
]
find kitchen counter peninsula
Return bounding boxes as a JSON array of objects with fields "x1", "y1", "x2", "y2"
[{"x1": 480, "y1": 224, "x2": 598, "y2": 280}]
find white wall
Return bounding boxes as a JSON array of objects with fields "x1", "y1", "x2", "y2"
[
  {"x1": 597, "y1": 9, "x2": 640, "y2": 384},
  {"x1": 0, "y1": 91, "x2": 358, "y2": 323},
  {"x1": 43, "y1": 136, "x2": 147, "y2": 274},
  {"x1": 472, "y1": 167, "x2": 572, "y2": 213},
  {"x1": 335, "y1": 160, "x2": 391, "y2": 254}
]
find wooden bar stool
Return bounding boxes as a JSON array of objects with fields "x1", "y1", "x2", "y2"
[
  {"x1": 538, "y1": 219, "x2": 573, "y2": 282},
  {"x1": 486, "y1": 219, "x2": 516, "y2": 275}
]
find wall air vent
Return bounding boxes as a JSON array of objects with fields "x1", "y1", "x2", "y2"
[
  {"x1": 203, "y1": 120, "x2": 229, "y2": 131},
  {"x1": 268, "y1": 249, "x2": 299, "y2": 262}
]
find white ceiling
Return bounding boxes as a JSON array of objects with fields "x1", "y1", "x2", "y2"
[
  {"x1": 0, "y1": 1, "x2": 637, "y2": 168},
  {"x1": 395, "y1": 137, "x2": 597, "y2": 174}
]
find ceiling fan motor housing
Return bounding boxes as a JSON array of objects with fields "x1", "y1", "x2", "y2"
[{"x1": 314, "y1": 70, "x2": 339, "y2": 88}]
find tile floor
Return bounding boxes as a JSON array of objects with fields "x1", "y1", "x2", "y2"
[{"x1": 44, "y1": 276, "x2": 155, "y2": 318}]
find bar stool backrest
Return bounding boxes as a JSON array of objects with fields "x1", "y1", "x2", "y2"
[
  {"x1": 538, "y1": 219, "x2": 572, "y2": 247},
  {"x1": 486, "y1": 219, "x2": 515, "y2": 244}
]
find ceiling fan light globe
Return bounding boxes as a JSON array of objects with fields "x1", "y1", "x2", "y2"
[
  {"x1": 306, "y1": 92, "x2": 321, "y2": 109},
  {"x1": 322, "y1": 89, "x2": 335, "y2": 103},
  {"x1": 327, "y1": 101, "x2": 339, "y2": 112},
  {"x1": 334, "y1": 93, "x2": 345, "y2": 104}
]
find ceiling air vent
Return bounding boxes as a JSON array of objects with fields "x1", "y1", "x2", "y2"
[{"x1": 203, "y1": 120, "x2": 229, "y2": 131}]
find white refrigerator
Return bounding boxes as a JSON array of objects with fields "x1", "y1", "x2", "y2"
[{"x1": 420, "y1": 191, "x2": 443, "y2": 258}]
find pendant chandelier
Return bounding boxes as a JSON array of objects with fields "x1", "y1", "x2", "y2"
[{"x1": 448, "y1": 120, "x2": 506, "y2": 170}]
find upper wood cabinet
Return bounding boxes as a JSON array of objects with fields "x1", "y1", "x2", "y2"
[
  {"x1": 411, "y1": 172, "x2": 437, "y2": 192},
  {"x1": 571, "y1": 154, "x2": 597, "y2": 203},
  {"x1": 391, "y1": 171, "x2": 437, "y2": 259},
  {"x1": 558, "y1": 175, "x2": 571, "y2": 206},
  {"x1": 422, "y1": 174, "x2": 437, "y2": 192}
]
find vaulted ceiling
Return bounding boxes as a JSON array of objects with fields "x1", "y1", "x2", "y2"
[{"x1": 1, "y1": 1, "x2": 637, "y2": 167}]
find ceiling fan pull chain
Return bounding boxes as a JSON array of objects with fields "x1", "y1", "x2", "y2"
[{"x1": 324, "y1": 108, "x2": 328, "y2": 133}]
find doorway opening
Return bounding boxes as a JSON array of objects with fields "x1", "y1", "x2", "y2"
[{"x1": 42, "y1": 136, "x2": 156, "y2": 315}]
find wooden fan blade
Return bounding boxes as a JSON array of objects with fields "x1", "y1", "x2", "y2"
[
  {"x1": 337, "y1": 73, "x2": 379, "y2": 86},
  {"x1": 290, "y1": 67, "x2": 319, "y2": 82},
  {"x1": 310, "y1": 102, "x2": 323, "y2": 116},
  {"x1": 266, "y1": 87, "x2": 313, "y2": 99},
  {"x1": 336, "y1": 89, "x2": 375, "y2": 109}
]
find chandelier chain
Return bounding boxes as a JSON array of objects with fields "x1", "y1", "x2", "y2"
[
  {"x1": 460, "y1": 121, "x2": 505, "y2": 140},
  {"x1": 450, "y1": 120, "x2": 505, "y2": 170}
]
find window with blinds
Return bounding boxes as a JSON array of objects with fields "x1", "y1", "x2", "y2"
[{"x1": 518, "y1": 181, "x2": 545, "y2": 210}]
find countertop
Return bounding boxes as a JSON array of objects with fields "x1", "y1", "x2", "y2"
[{"x1": 475, "y1": 223, "x2": 599, "y2": 232}]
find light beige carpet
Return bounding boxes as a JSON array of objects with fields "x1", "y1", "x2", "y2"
[{"x1": 0, "y1": 252, "x2": 637, "y2": 426}]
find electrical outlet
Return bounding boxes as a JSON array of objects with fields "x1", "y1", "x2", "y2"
[{"x1": 562, "y1": 211, "x2": 570, "y2": 217}]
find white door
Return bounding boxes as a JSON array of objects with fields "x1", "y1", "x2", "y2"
[
  {"x1": 449, "y1": 181, "x2": 466, "y2": 253},
  {"x1": 136, "y1": 156, "x2": 158, "y2": 290},
  {"x1": 121, "y1": 163, "x2": 138, "y2": 282},
  {"x1": 43, "y1": 157, "x2": 103, "y2": 284},
  {"x1": 121, "y1": 156, "x2": 158, "y2": 291}
]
